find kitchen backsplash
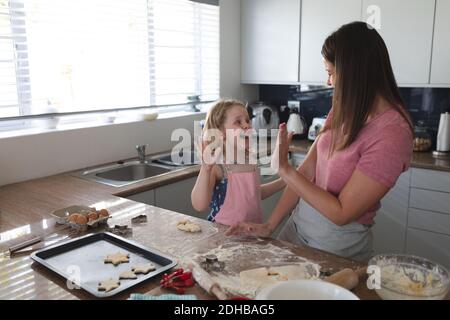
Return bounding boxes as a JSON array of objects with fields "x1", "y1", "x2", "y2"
[{"x1": 259, "y1": 85, "x2": 450, "y2": 146}]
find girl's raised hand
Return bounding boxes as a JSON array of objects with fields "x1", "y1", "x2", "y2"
[
  {"x1": 194, "y1": 135, "x2": 222, "y2": 170},
  {"x1": 225, "y1": 222, "x2": 272, "y2": 238}
]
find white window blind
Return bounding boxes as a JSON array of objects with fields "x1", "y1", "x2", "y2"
[
  {"x1": 148, "y1": 0, "x2": 219, "y2": 105},
  {"x1": 0, "y1": 0, "x2": 219, "y2": 120}
]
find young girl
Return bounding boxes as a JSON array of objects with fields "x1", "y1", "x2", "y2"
[{"x1": 191, "y1": 99, "x2": 285, "y2": 226}]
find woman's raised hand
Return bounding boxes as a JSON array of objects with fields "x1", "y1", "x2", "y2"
[
  {"x1": 271, "y1": 123, "x2": 294, "y2": 173},
  {"x1": 225, "y1": 222, "x2": 272, "y2": 238}
]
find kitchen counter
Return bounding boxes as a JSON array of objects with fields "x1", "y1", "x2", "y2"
[
  {"x1": 1, "y1": 146, "x2": 450, "y2": 300},
  {"x1": 289, "y1": 140, "x2": 450, "y2": 172},
  {"x1": 0, "y1": 200, "x2": 377, "y2": 300},
  {"x1": 1, "y1": 140, "x2": 449, "y2": 232},
  {"x1": 0, "y1": 148, "x2": 373, "y2": 300}
]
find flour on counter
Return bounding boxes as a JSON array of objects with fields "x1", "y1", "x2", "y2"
[{"x1": 193, "y1": 239, "x2": 321, "y2": 298}]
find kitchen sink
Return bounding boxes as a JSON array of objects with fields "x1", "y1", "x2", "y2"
[
  {"x1": 153, "y1": 149, "x2": 199, "y2": 166},
  {"x1": 71, "y1": 160, "x2": 180, "y2": 187},
  {"x1": 95, "y1": 164, "x2": 171, "y2": 181}
]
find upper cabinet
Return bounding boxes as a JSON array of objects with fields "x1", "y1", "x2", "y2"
[
  {"x1": 241, "y1": 0, "x2": 301, "y2": 84},
  {"x1": 299, "y1": 0, "x2": 362, "y2": 84},
  {"x1": 362, "y1": 0, "x2": 435, "y2": 85},
  {"x1": 241, "y1": 0, "x2": 450, "y2": 87},
  {"x1": 430, "y1": 0, "x2": 450, "y2": 85}
]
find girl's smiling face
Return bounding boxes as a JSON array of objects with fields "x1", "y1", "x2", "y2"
[
  {"x1": 221, "y1": 104, "x2": 252, "y2": 156},
  {"x1": 222, "y1": 104, "x2": 252, "y2": 132}
]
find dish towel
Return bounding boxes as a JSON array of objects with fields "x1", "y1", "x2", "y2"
[{"x1": 129, "y1": 293, "x2": 197, "y2": 300}]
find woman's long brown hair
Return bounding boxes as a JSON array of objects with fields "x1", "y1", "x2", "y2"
[{"x1": 321, "y1": 21, "x2": 413, "y2": 156}]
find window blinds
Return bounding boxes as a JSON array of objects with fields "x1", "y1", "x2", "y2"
[
  {"x1": 0, "y1": 0, "x2": 219, "y2": 119},
  {"x1": 148, "y1": 0, "x2": 219, "y2": 105}
]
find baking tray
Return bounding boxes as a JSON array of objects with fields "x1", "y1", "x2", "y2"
[{"x1": 30, "y1": 232, "x2": 177, "y2": 298}]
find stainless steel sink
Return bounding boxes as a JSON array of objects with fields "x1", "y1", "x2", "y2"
[
  {"x1": 152, "y1": 149, "x2": 199, "y2": 166},
  {"x1": 71, "y1": 160, "x2": 180, "y2": 187},
  {"x1": 95, "y1": 164, "x2": 171, "y2": 181}
]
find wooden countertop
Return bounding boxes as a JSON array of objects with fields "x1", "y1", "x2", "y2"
[
  {"x1": 0, "y1": 202, "x2": 375, "y2": 300},
  {"x1": 289, "y1": 140, "x2": 450, "y2": 172},
  {"x1": 0, "y1": 149, "x2": 375, "y2": 300}
]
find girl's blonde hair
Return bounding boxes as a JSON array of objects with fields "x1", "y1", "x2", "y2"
[{"x1": 203, "y1": 99, "x2": 246, "y2": 132}]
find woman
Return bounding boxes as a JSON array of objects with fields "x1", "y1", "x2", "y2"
[{"x1": 227, "y1": 21, "x2": 413, "y2": 262}]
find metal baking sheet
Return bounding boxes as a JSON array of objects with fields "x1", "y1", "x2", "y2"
[{"x1": 30, "y1": 232, "x2": 177, "y2": 298}]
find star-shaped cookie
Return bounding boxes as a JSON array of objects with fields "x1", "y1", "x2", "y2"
[
  {"x1": 119, "y1": 270, "x2": 137, "y2": 280},
  {"x1": 132, "y1": 263, "x2": 156, "y2": 274},
  {"x1": 98, "y1": 278, "x2": 120, "y2": 292},
  {"x1": 104, "y1": 252, "x2": 130, "y2": 266}
]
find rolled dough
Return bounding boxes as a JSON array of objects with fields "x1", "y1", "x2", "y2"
[{"x1": 240, "y1": 264, "x2": 318, "y2": 291}]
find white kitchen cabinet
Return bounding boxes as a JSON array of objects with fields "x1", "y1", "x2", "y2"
[
  {"x1": 372, "y1": 171, "x2": 410, "y2": 254},
  {"x1": 241, "y1": 0, "x2": 301, "y2": 84},
  {"x1": 154, "y1": 177, "x2": 204, "y2": 219},
  {"x1": 409, "y1": 188, "x2": 450, "y2": 215},
  {"x1": 127, "y1": 189, "x2": 155, "y2": 206},
  {"x1": 408, "y1": 208, "x2": 450, "y2": 236},
  {"x1": 299, "y1": 0, "x2": 362, "y2": 84},
  {"x1": 406, "y1": 228, "x2": 450, "y2": 270},
  {"x1": 430, "y1": 0, "x2": 450, "y2": 85},
  {"x1": 411, "y1": 167, "x2": 450, "y2": 193},
  {"x1": 409, "y1": 168, "x2": 450, "y2": 214},
  {"x1": 362, "y1": 0, "x2": 435, "y2": 85}
]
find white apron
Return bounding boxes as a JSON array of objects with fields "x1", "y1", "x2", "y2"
[{"x1": 277, "y1": 200, "x2": 373, "y2": 262}]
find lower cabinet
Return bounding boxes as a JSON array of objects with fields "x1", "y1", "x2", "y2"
[
  {"x1": 372, "y1": 171, "x2": 410, "y2": 254},
  {"x1": 126, "y1": 176, "x2": 205, "y2": 220},
  {"x1": 153, "y1": 177, "x2": 203, "y2": 219},
  {"x1": 406, "y1": 228, "x2": 450, "y2": 270},
  {"x1": 261, "y1": 172, "x2": 285, "y2": 237},
  {"x1": 127, "y1": 189, "x2": 155, "y2": 206},
  {"x1": 372, "y1": 167, "x2": 450, "y2": 270}
]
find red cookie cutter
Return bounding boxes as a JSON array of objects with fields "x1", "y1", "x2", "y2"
[{"x1": 160, "y1": 268, "x2": 195, "y2": 294}]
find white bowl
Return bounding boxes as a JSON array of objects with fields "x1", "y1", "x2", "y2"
[{"x1": 255, "y1": 280, "x2": 359, "y2": 300}]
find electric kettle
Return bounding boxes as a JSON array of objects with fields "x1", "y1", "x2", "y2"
[
  {"x1": 433, "y1": 112, "x2": 450, "y2": 158},
  {"x1": 287, "y1": 107, "x2": 307, "y2": 138},
  {"x1": 247, "y1": 102, "x2": 279, "y2": 137}
]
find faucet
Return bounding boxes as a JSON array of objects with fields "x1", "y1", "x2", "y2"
[{"x1": 136, "y1": 144, "x2": 149, "y2": 163}]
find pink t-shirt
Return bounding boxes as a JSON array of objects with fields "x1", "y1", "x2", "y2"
[{"x1": 315, "y1": 107, "x2": 413, "y2": 225}]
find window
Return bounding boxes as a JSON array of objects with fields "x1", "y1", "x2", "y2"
[{"x1": 0, "y1": 0, "x2": 219, "y2": 120}]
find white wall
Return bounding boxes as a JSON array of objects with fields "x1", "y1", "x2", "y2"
[
  {"x1": 0, "y1": 115, "x2": 205, "y2": 186},
  {"x1": 0, "y1": 0, "x2": 258, "y2": 187},
  {"x1": 220, "y1": 0, "x2": 258, "y2": 102}
]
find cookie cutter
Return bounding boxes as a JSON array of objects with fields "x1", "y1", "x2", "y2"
[
  {"x1": 200, "y1": 254, "x2": 225, "y2": 272},
  {"x1": 131, "y1": 214, "x2": 147, "y2": 224},
  {"x1": 107, "y1": 224, "x2": 132, "y2": 236}
]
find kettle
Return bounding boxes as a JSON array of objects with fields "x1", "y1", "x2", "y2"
[
  {"x1": 433, "y1": 112, "x2": 450, "y2": 158},
  {"x1": 287, "y1": 107, "x2": 307, "y2": 138},
  {"x1": 308, "y1": 116, "x2": 327, "y2": 141},
  {"x1": 247, "y1": 102, "x2": 279, "y2": 137}
]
